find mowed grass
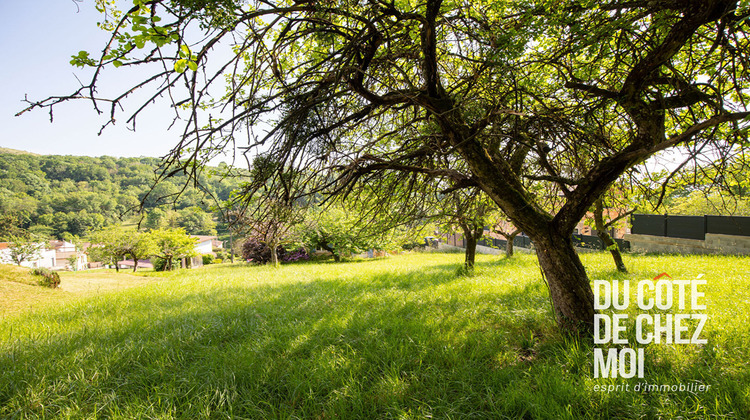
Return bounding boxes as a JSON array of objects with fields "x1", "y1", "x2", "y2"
[{"x1": 0, "y1": 252, "x2": 748, "y2": 419}]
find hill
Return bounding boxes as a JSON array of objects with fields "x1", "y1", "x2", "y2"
[
  {"x1": 0, "y1": 147, "x2": 40, "y2": 156},
  {"x1": 0, "y1": 152, "x2": 246, "y2": 241}
]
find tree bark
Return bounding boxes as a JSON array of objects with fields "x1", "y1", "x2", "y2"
[
  {"x1": 460, "y1": 223, "x2": 483, "y2": 269},
  {"x1": 531, "y1": 229, "x2": 596, "y2": 335},
  {"x1": 229, "y1": 232, "x2": 235, "y2": 263},
  {"x1": 269, "y1": 236, "x2": 280, "y2": 267},
  {"x1": 501, "y1": 229, "x2": 521, "y2": 257},
  {"x1": 594, "y1": 197, "x2": 628, "y2": 273},
  {"x1": 320, "y1": 242, "x2": 340, "y2": 262}
]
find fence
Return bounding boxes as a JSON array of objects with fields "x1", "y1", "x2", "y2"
[
  {"x1": 631, "y1": 214, "x2": 750, "y2": 240},
  {"x1": 477, "y1": 235, "x2": 533, "y2": 250},
  {"x1": 474, "y1": 233, "x2": 629, "y2": 252},
  {"x1": 571, "y1": 234, "x2": 631, "y2": 251}
]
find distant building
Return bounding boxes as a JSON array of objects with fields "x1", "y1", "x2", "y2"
[
  {"x1": 0, "y1": 242, "x2": 57, "y2": 269},
  {"x1": 191, "y1": 235, "x2": 222, "y2": 255},
  {"x1": 49, "y1": 240, "x2": 88, "y2": 271},
  {"x1": 117, "y1": 259, "x2": 154, "y2": 270},
  {"x1": 0, "y1": 240, "x2": 90, "y2": 270}
]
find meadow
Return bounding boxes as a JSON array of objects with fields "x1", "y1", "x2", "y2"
[{"x1": 1, "y1": 252, "x2": 748, "y2": 419}]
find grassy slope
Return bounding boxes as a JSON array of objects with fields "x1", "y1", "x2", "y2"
[
  {"x1": 1, "y1": 264, "x2": 160, "y2": 318},
  {"x1": 0, "y1": 253, "x2": 748, "y2": 419},
  {"x1": 0, "y1": 264, "x2": 58, "y2": 317}
]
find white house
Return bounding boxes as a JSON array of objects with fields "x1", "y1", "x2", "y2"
[
  {"x1": 0, "y1": 242, "x2": 57, "y2": 269},
  {"x1": 192, "y1": 235, "x2": 220, "y2": 255},
  {"x1": 49, "y1": 240, "x2": 88, "y2": 271}
]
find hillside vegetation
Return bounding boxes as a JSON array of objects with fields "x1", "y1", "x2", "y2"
[
  {"x1": 0, "y1": 152, "x2": 245, "y2": 241},
  {"x1": 1, "y1": 253, "x2": 748, "y2": 419}
]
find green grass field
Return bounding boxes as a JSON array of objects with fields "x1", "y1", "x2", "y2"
[{"x1": 1, "y1": 252, "x2": 749, "y2": 419}]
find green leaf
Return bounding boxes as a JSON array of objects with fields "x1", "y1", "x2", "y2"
[
  {"x1": 187, "y1": 61, "x2": 198, "y2": 72},
  {"x1": 174, "y1": 59, "x2": 187, "y2": 73},
  {"x1": 180, "y1": 45, "x2": 191, "y2": 58},
  {"x1": 70, "y1": 50, "x2": 96, "y2": 68},
  {"x1": 113, "y1": 60, "x2": 123, "y2": 68}
]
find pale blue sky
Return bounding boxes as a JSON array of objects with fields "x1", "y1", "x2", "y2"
[{"x1": 0, "y1": 0, "x2": 185, "y2": 158}]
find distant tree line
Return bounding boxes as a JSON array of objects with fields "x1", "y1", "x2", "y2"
[{"x1": 0, "y1": 152, "x2": 245, "y2": 241}]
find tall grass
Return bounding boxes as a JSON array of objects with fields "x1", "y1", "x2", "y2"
[{"x1": 0, "y1": 252, "x2": 748, "y2": 419}]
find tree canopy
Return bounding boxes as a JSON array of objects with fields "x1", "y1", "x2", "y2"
[
  {"x1": 0, "y1": 152, "x2": 242, "y2": 241},
  {"x1": 23, "y1": 0, "x2": 750, "y2": 334}
]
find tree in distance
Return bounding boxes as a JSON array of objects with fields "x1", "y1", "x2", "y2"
[
  {"x1": 150, "y1": 228, "x2": 197, "y2": 271},
  {"x1": 436, "y1": 188, "x2": 497, "y2": 270},
  {"x1": 89, "y1": 226, "x2": 156, "y2": 272},
  {"x1": 23, "y1": 0, "x2": 750, "y2": 334},
  {"x1": 1, "y1": 235, "x2": 45, "y2": 267}
]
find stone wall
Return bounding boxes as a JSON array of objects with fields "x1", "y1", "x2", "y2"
[
  {"x1": 624, "y1": 233, "x2": 750, "y2": 255},
  {"x1": 435, "y1": 241, "x2": 534, "y2": 255}
]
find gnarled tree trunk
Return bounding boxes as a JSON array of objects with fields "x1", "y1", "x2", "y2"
[
  {"x1": 460, "y1": 223, "x2": 484, "y2": 269},
  {"x1": 131, "y1": 255, "x2": 139, "y2": 273},
  {"x1": 530, "y1": 229, "x2": 596, "y2": 335},
  {"x1": 320, "y1": 242, "x2": 341, "y2": 262},
  {"x1": 500, "y1": 228, "x2": 521, "y2": 257}
]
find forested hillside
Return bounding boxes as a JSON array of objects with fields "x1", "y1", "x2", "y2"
[{"x1": 0, "y1": 150, "x2": 244, "y2": 241}]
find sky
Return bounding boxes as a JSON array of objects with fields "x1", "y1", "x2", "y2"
[{"x1": 0, "y1": 0, "x2": 190, "y2": 159}]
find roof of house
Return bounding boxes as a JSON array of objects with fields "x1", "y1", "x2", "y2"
[
  {"x1": 0, "y1": 243, "x2": 9, "y2": 250},
  {"x1": 118, "y1": 259, "x2": 154, "y2": 268},
  {"x1": 192, "y1": 235, "x2": 218, "y2": 242}
]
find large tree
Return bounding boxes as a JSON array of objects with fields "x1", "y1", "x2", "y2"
[{"x1": 23, "y1": 0, "x2": 750, "y2": 334}]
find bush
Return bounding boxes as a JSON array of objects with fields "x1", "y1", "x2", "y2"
[
  {"x1": 402, "y1": 241, "x2": 427, "y2": 251},
  {"x1": 215, "y1": 250, "x2": 228, "y2": 260},
  {"x1": 213, "y1": 258, "x2": 223, "y2": 264},
  {"x1": 241, "y1": 238, "x2": 309, "y2": 264},
  {"x1": 153, "y1": 257, "x2": 181, "y2": 272},
  {"x1": 31, "y1": 268, "x2": 61, "y2": 288},
  {"x1": 284, "y1": 249, "x2": 310, "y2": 263},
  {"x1": 242, "y1": 238, "x2": 281, "y2": 264},
  {"x1": 202, "y1": 254, "x2": 215, "y2": 265}
]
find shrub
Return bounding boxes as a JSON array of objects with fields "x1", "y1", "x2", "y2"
[
  {"x1": 402, "y1": 241, "x2": 427, "y2": 251},
  {"x1": 213, "y1": 258, "x2": 223, "y2": 264},
  {"x1": 284, "y1": 249, "x2": 310, "y2": 263},
  {"x1": 242, "y1": 238, "x2": 282, "y2": 264},
  {"x1": 241, "y1": 238, "x2": 309, "y2": 264},
  {"x1": 202, "y1": 254, "x2": 215, "y2": 265},
  {"x1": 31, "y1": 268, "x2": 61, "y2": 288},
  {"x1": 153, "y1": 257, "x2": 181, "y2": 272}
]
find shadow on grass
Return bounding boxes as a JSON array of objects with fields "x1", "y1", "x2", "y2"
[{"x1": 1, "y1": 255, "x2": 748, "y2": 419}]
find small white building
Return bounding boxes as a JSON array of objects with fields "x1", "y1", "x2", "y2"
[
  {"x1": 50, "y1": 240, "x2": 88, "y2": 271},
  {"x1": 192, "y1": 235, "x2": 220, "y2": 255},
  {"x1": 0, "y1": 242, "x2": 57, "y2": 269}
]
